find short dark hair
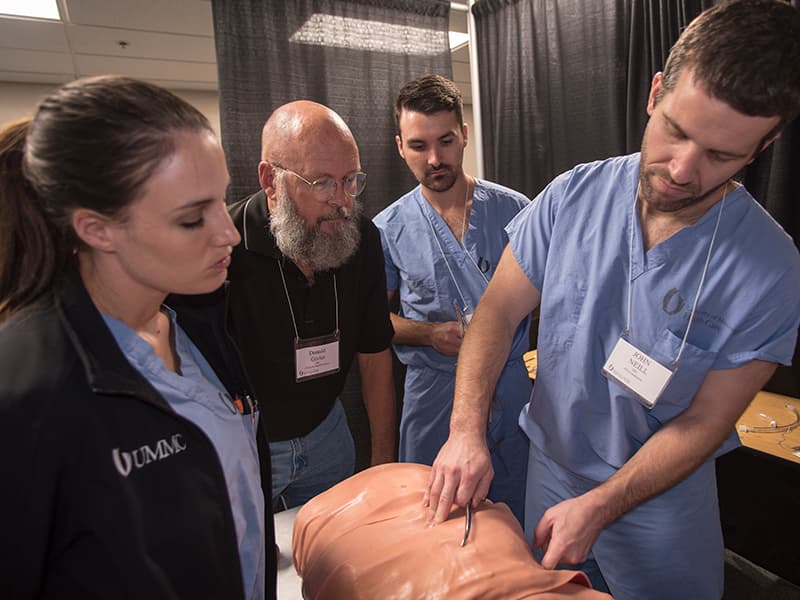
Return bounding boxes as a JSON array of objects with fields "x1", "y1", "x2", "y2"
[
  {"x1": 660, "y1": 0, "x2": 800, "y2": 131},
  {"x1": 394, "y1": 74, "x2": 464, "y2": 135}
]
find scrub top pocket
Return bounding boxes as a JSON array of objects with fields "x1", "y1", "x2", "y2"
[{"x1": 648, "y1": 328, "x2": 717, "y2": 422}]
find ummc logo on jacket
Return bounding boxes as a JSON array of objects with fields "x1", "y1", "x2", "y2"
[{"x1": 112, "y1": 434, "x2": 188, "y2": 477}]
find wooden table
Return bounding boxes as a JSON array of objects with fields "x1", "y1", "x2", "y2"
[
  {"x1": 735, "y1": 391, "x2": 800, "y2": 464},
  {"x1": 523, "y1": 349, "x2": 537, "y2": 379}
]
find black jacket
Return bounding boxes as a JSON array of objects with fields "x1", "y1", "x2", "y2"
[{"x1": 0, "y1": 266, "x2": 277, "y2": 600}]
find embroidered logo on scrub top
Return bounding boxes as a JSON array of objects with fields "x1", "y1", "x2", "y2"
[
  {"x1": 662, "y1": 288, "x2": 686, "y2": 316},
  {"x1": 476, "y1": 256, "x2": 492, "y2": 274}
]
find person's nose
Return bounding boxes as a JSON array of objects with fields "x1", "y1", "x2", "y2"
[
  {"x1": 427, "y1": 147, "x2": 444, "y2": 167},
  {"x1": 211, "y1": 204, "x2": 241, "y2": 246},
  {"x1": 328, "y1": 181, "x2": 353, "y2": 209},
  {"x1": 668, "y1": 143, "x2": 701, "y2": 186}
]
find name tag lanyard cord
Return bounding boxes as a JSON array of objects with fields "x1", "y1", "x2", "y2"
[
  {"x1": 277, "y1": 260, "x2": 340, "y2": 341},
  {"x1": 420, "y1": 182, "x2": 489, "y2": 318},
  {"x1": 623, "y1": 185, "x2": 728, "y2": 369}
]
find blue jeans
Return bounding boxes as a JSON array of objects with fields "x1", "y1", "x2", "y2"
[{"x1": 270, "y1": 399, "x2": 355, "y2": 510}]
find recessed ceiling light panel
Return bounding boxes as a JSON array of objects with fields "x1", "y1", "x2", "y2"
[{"x1": 0, "y1": 0, "x2": 60, "y2": 20}]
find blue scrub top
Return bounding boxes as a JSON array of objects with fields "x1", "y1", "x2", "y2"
[
  {"x1": 374, "y1": 179, "x2": 531, "y2": 372},
  {"x1": 103, "y1": 308, "x2": 266, "y2": 600},
  {"x1": 507, "y1": 153, "x2": 800, "y2": 482}
]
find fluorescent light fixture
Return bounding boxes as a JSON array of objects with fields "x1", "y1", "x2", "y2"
[
  {"x1": 449, "y1": 31, "x2": 469, "y2": 51},
  {"x1": 0, "y1": 0, "x2": 60, "y2": 20},
  {"x1": 290, "y1": 14, "x2": 449, "y2": 56}
]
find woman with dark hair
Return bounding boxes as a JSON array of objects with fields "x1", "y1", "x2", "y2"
[{"x1": 0, "y1": 76, "x2": 276, "y2": 600}]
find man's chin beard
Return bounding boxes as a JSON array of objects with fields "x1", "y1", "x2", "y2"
[
  {"x1": 640, "y1": 169, "x2": 727, "y2": 213},
  {"x1": 421, "y1": 166, "x2": 458, "y2": 193},
  {"x1": 270, "y1": 192, "x2": 362, "y2": 273}
]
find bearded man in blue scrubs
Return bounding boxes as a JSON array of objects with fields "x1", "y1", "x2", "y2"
[
  {"x1": 373, "y1": 75, "x2": 531, "y2": 524},
  {"x1": 424, "y1": 2, "x2": 800, "y2": 599}
]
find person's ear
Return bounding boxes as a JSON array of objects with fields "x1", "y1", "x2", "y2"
[
  {"x1": 395, "y1": 134, "x2": 405, "y2": 160},
  {"x1": 462, "y1": 122, "x2": 469, "y2": 147},
  {"x1": 258, "y1": 160, "x2": 275, "y2": 190},
  {"x1": 646, "y1": 72, "x2": 664, "y2": 116},
  {"x1": 71, "y1": 208, "x2": 116, "y2": 252},
  {"x1": 748, "y1": 131, "x2": 782, "y2": 165},
  {"x1": 259, "y1": 161, "x2": 280, "y2": 211}
]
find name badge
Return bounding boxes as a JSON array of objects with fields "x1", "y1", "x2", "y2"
[
  {"x1": 602, "y1": 337, "x2": 673, "y2": 409},
  {"x1": 295, "y1": 331, "x2": 340, "y2": 382}
]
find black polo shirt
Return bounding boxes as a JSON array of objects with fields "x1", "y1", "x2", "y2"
[{"x1": 227, "y1": 191, "x2": 394, "y2": 441}]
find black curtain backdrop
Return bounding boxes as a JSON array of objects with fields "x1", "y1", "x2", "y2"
[
  {"x1": 472, "y1": 0, "x2": 800, "y2": 395},
  {"x1": 212, "y1": 0, "x2": 453, "y2": 470},
  {"x1": 471, "y1": 0, "x2": 712, "y2": 199},
  {"x1": 212, "y1": 0, "x2": 452, "y2": 216}
]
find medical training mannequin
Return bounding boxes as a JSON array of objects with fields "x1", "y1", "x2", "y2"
[{"x1": 293, "y1": 463, "x2": 611, "y2": 599}]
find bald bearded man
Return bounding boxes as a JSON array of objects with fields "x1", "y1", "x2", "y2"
[{"x1": 226, "y1": 101, "x2": 397, "y2": 510}]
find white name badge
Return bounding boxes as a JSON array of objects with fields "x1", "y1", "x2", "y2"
[
  {"x1": 602, "y1": 337, "x2": 674, "y2": 409},
  {"x1": 295, "y1": 332, "x2": 340, "y2": 383}
]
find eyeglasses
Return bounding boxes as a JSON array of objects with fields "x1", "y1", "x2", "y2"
[{"x1": 273, "y1": 163, "x2": 367, "y2": 202}]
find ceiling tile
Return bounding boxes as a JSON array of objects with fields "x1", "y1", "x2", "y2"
[
  {"x1": 0, "y1": 70, "x2": 72, "y2": 85},
  {"x1": 67, "y1": 24, "x2": 215, "y2": 62},
  {"x1": 74, "y1": 54, "x2": 217, "y2": 83},
  {"x1": 64, "y1": 0, "x2": 213, "y2": 36},
  {"x1": 0, "y1": 16, "x2": 69, "y2": 52},
  {"x1": 0, "y1": 48, "x2": 74, "y2": 74}
]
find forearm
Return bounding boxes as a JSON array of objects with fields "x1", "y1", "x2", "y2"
[
  {"x1": 425, "y1": 246, "x2": 540, "y2": 521},
  {"x1": 584, "y1": 411, "x2": 726, "y2": 528},
  {"x1": 358, "y1": 349, "x2": 397, "y2": 463},
  {"x1": 449, "y1": 294, "x2": 517, "y2": 437},
  {"x1": 585, "y1": 360, "x2": 777, "y2": 527},
  {"x1": 390, "y1": 312, "x2": 433, "y2": 346},
  {"x1": 534, "y1": 361, "x2": 777, "y2": 568}
]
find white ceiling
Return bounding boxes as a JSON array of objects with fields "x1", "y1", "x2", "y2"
[{"x1": 0, "y1": 0, "x2": 472, "y2": 101}]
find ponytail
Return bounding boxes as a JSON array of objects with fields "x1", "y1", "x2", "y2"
[{"x1": 0, "y1": 118, "x2": 65, "y2": 321}]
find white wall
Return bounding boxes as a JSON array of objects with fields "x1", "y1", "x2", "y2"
[
  {"x1": 0, "y1": 82, "x2": 221, "y2": 138},
  {"x1": 462, "y1": 103, "x2": 477, "y2": 177},
  {"x1": 0, "y1": 82, "x2": 54, "y2": 124}
]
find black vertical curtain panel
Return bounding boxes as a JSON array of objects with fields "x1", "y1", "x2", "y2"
[
  {"x1": 211, "y1": 0, "x2": 453, "y2": 216},
  {"x1": 472, "y1": 0, "x2": 800, "y2": 395},
  {"x1": 471, "y1": 0, "x2": 712, "y2": 200},
  {"x1": 212, "y1": 0, "x2": 453, "y2": 470}
]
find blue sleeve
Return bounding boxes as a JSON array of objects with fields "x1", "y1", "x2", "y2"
[
  {"x1": 504, "y1": 174, "x2": 566, "y2": 292},
  {"x1": 719, "y1": 260, "x2": 800, "y2": 369},
  {"x1": 372, "y1": 215, "x2": 399, "y2": 293}
]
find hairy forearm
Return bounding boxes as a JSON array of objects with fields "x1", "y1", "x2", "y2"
[
  {"x1": 586, "y1": 361, "x2": 776, "y2": 527},
  {"x1": 449, "y1": 296, "x2": 516, "y2": 435},
  {"x1": 585, "y1": 411, "x2": 724, "y2": 527},
  {"x1": 389, "y1": 312, "x2": 433, "y2": 346}
]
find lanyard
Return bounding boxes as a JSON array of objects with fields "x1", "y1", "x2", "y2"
[
  {"x1": 277, "y1": 260, "x2": 340, "y2": 338},
  {"x1": 624, "y1": 185, "x2": 728, "y2": 368},
  {"x1": 419, "y1": 182, "x2": 489, "y2": 312}
]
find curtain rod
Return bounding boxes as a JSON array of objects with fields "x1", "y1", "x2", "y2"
[{"x1": 451, "y1": 2, "x2": 469, "y2": 12}]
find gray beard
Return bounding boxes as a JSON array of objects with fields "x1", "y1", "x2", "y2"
[{"x1": 270, "y1": 186, "x2": 362, "y2": 273}]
